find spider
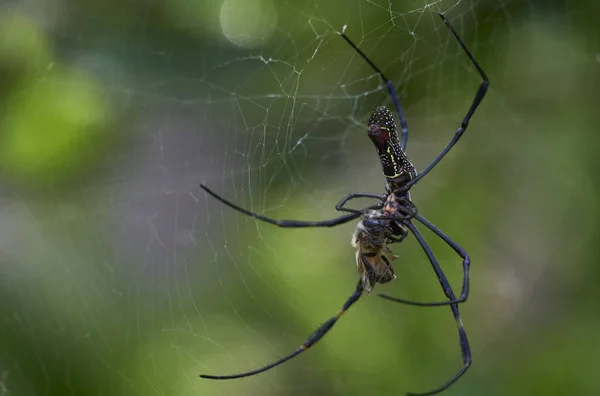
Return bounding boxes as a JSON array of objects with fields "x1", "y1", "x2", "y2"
[{"x1": 199, "y1": 13, "x2": 489, "y2": 396}]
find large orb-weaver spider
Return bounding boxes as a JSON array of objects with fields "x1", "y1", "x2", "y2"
[{"x1": 200, "y1": 13, "x2": 489, "y2": 396}]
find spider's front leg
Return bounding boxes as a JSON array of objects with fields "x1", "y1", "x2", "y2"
[
  {"x1": 335, "y1": 192, "x2": 386, "y2": 214},
  {"x1": 377, "y1": 214, "x2": 470, "y2": 308},
  {"x1": 388, "y1": 222, "x2": 409, "y2": 243},
  {"x1": 200, "y1": 184, "x2": 373, "y2": 228},
  {"x1": 200, "y1": 281, "x2": 364, "y2": 380}
]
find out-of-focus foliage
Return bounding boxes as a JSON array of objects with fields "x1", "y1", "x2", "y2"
[
  {"x1": 1, "y1": 1, "x2": 599, "y2": 396},
  {"x1": 0, "y1": 12, "x2": 114, "y2": 188}
]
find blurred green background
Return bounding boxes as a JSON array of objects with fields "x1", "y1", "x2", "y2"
[{"x1": 1, "y1": 0, "x2": 600, "y2": 395}]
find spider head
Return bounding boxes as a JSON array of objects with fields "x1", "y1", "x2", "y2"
[{"x1": 367, "y1": 106, "x2": 416, "y2": 188}]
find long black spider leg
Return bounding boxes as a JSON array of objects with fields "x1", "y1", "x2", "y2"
[
  {"x1": 415, "y1": 213, "x2": 470, "y2": 301},
  {"x1": 200, "y1": 184, "x2": 379, "y2": 228},
  {"x1": 404, "y1": 13, "x2": 490, "y2": 190},
  {"x1": 378, "y1": 214, "x2": 470, "y2": 306},
  {"x1": 200, "y1": 282, "x2": 363, "y2": 380},
  {"x1": 336, "y1": 192, "x2": 386, "y2": 214},
  {"x1": 339, "y1": 30, "x2": 409, "y2": 151},
  {"x1": 402, "y1": 221, "x2": 470, "y2": 396}
]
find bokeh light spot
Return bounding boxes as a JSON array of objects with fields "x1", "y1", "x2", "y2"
[{"x1": 219, "y1": 0, "x2": 277, "y2": 49}]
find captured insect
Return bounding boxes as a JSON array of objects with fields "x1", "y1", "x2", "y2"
[{"x1": 200, "y1": 13, "x2": 489, "y2": 396}]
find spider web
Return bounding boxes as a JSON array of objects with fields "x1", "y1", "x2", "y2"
[{"x1": 2, "y1": 0, "x2": 599, "y2": 395}]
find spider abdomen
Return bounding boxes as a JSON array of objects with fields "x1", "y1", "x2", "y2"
[{"x1": 367, "y1": 106, "x2": 416, "y2": 190}]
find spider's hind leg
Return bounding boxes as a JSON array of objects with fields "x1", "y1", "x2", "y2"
[
  {"x1": 403, "y1": 13, "x2": 490, "y2": 191},
  {"x1": 339, "y1": 30, "x2": 410, "y2": 151}
]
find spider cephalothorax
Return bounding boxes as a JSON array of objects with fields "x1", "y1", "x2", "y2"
[{"x1": 200, "y1": 12, "x2": 488, "y2": 396}]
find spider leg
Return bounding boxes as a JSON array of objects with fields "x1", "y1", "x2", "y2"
[
  {"x1": 378, "y1": 214, "x2": 469, "y2": 306},
  {"x1": 404, "y1": 13, "x2": 490, "y2": 190},
  {"x1": 416, "y1": 214, "x2": 469, "y2": 302},
  {"x1": 200, "y1": 282, "x2": 363, "y2": 380},
  {"x1": 399, "y1": 222, "x2": 470, "y2": 396},
  {"x1": 339, "y1": 31, "x2": 409, "y2": 151},
  {"x1": 200, "y1": 184, "x2": 364, "y2": 228},
  {"x1": 335, "y1": 192, "x2": 386, "y2": 214}
]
